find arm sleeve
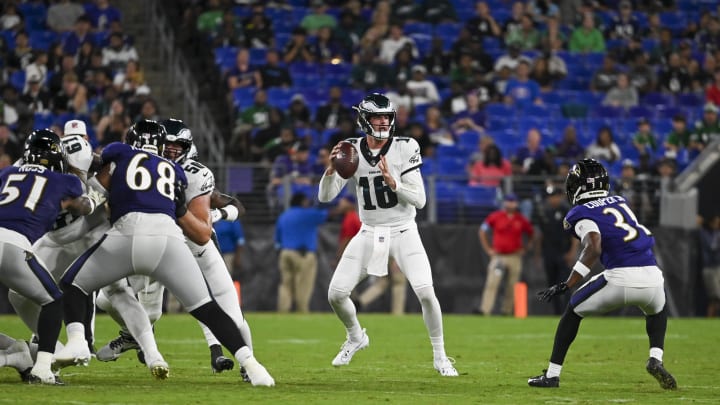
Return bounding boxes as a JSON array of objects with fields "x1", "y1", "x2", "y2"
[
  {"x1": 574, "y1": 219, "x2": 601, "y2": 240},
  {"x1": 318, "y1": 171, "x2": 347, "y2": 202},
  {"x1": 394, "y1": 169, "x2": 426, "y2": 209}
]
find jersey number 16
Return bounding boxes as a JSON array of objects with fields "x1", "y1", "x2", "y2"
[{"x1": 358, "y1": 176, "x2": 398, "y2": 210}]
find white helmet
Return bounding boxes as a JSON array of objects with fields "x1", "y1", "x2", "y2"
[{"x1": 352, "y1": 93, "x2": 396, "y2": 140}]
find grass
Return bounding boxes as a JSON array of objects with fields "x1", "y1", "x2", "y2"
[{"x1": 0, "y1": 313, "x2": 718, "y2": 404}]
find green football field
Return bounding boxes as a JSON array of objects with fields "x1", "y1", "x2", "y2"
[{"x1": 1, "y1": 313, "x2": 717, "y2": 404}]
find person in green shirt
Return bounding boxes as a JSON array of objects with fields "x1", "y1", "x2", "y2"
[
  {"x1": 505, "y1": 13, "x2": 540, "y2": 51},
  {"x1": 689, "y1": 103, "x2": 720, "y2": 157},
  {"x1": 196, "y1": 0, "x2": 223, "y2": 33},
  {"x1": 632, "y1": 118, "x2": 658, "y2": 158},
  {"x1": 664, "y1": 114, "x2": 692, "y2": 159},
  {"x1": 569, "y1": 11, "x2": 606, "y2": 53},
  {"x1": 300, "y1": 0, "x2": 337, "y2": 35}
]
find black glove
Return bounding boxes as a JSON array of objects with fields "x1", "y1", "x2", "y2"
[
  {"x1": 174, "y1": 183, "x2": 187, "y2": 218},
  {"x1": 537, "y1": 282, "x2": 569, "y2": 302}
]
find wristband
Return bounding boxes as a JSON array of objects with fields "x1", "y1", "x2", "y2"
[
  {"x1": 210, "y1": 208, "x2": 223, "y2": 223},
  {"x1": 222, "y1": 205, "x2": 239, "y2": 221},
  {"x1": 573, "y1": 261, "x2": 591, "y2": 277}
]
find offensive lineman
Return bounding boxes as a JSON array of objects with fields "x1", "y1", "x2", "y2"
[
  {"x1": 0, "y1": 129, "x2": 102, "y2": 384},
  {"x1": 318, "y1": 93, "x2": 458, "y2": 376},
  {"x1": 528, "y1": 159, "x2": 676, "y2": 390},
  {"x1": 54, "y1": 120, "x2": 274, "y2": 386},
  {"x1": 95, "y1": 119, "x2": 253, "y2": 377}
]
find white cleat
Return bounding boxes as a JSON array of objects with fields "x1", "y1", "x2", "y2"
[
  {"x1": 434, "y1": 357, "x2": 459, "y2": 377},
  {"x1": 28, "y1": 367, "x2": 64, "y2": 385},
  {"x1": 53, "y1": 339, "x2": 91, "y2": 368},
  {"x1": 149, "y1": 360, "x2": 170, "y2": 380},
  {"x1": 331, "y1": 329, "x2": 369, "y2": 367},
  {"x1": 6, "y1": 340, "x2": 33, "y2": 376},
  {"x1": 241, "y1": 357, "x2": 275, "y2": 387}
]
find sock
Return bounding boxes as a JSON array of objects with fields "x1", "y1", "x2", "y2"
[
  {"x1": 328, "y1": 289, "x2": 363, "y2": 341},
  {"x1": 33, "y1": 351, "x2": 53, "y2": 372},
  {"x1": 234, "y1": 345, "x2": 252, "y2": 367},
  {"x1": 239, "y1": 321, "x2": 253, "y2": 351},
  {"x1": 210, "y1": 344, "x2": 223, "y2": 359},
  {"x1": 646, "y1": 308, "x2": 667, "y2": 350},
  {"x1": 414, "y1": 286, "x2": 446, "y2": 360},
  {"x1": 135, "y1": 329, "x2": 162, "y2": 365},
  {"x1": 199, "y1": 322, "x2": 221, "y2": 347},
  {"x1": 347, "y1": 324, "x2": 363, "y2": 342},
  {"x1": 549, "y1": 308, "x2": 582, "y2": 365},
  {"x1": 37, "y1": 300, "x2": 63, "y2": 354},
  {"x1": 546, "y1": 362, "x2": 562, "y2": 378},
  {"x1": 190, "y1": 300, "x2": 246, "y2": 354},
  {"x1": 65, "y1": 322, "x2": 86, "y2": 342},
  {"x1": 650, "y1": 347, "x2": 664, "y2": 362}
]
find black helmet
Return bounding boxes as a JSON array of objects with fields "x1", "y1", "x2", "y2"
[
  {"x1": 24, "y1": 129, "x2": 67, "y2": 173},
  {"x1": 565, "y1": 159, "x2": 610, "y2": 205},
  {"x1": 160, "y1": 118, "x2": 193, "y2": 163},
  {"x1": 126, "y1": 120, "x2": 166, "y2": 156},
  {"x1": 352, "y1": 93, "x2": 396, "y2": 140}
]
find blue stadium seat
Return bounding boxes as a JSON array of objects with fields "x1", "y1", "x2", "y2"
[
  {"x1": 404, "y1": 22, "x2": 432, "y2": 35},
  {"x1": 232, "y1": 88, "x2": 256, "y2": 110},
  {"x1": 627, "y1": 105, "x2": 655, "y2": 120},
  {"x1": 463, "y1": 185, "x2": 498, "y2": 206},
  {"x1": 249, "y1": 48, "x2": 267, "y2": 65},
  {"x1": 434, "y1": 180, "x2": 461, "y2": 223},
  {"x1": 660, "y1": 12, "x2": 686, "y2": 34},
  {"x1": 18, "y1": 2, "x2": 47, "y2": 32},
  {"x1": 642, "y1": 92, "x2": 674, "y2": 107},
  {"x1": 675, "y1": 93, "x2": 704, "y2": 108},
  {"x1": 592, "y1": 105, "x2": 625, "y2": 118},
  {"x1": 436, "y1": 144, "x2": 468, "y2": 159},
  {"x1": 214, "y1": 46, "x2": 237, "y2": 67},
  {"x1": 29, "y1": 30, "x2": 58, "y2": 51},
  {"x1": 9, "y1": 71, "x2": 25, "y2": 92},
  {"x1": 485, "y1": 103, "x2": 515, "y2": 118},
  {"x1": 457, "y1": 130, "x2": 480, "y2": 150},
  {"x1": 436, "y1": 157, "x2": 468, "y2": 180},
  {"x1": 420, "y1": 157, "x2": 436, "y2": 176},
  {"x1": 33, "y1": 113, "x2": 55, "y2": 130},
  {"x1": 434, "y1": 22, "x2": 461, "y2": 38}
]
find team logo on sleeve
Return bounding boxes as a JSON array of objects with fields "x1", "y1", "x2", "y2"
[
  {"x1": 409, "y1": 152, "x2": 420, "y2": 164},
  {"x1": 563, "y1": 218, "x2": 571, "y2": 230},
  {"x1": 200, "y1": 177, "x2": 214, "y2": 192}
]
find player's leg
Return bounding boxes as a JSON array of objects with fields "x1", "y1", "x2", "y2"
[
  {"x1": 631, "y1": 283, "x2": 676, "y2": 389},
  {"x1": 328, "y1": 233, "x2": 371, "y2": 366},
  {"x1": 7, "y1": 290, "x2": 40, "y2": 334},
  {"x1": 500, "y1": 254, "x2": 522, "y2": 315},
  {"x1": 1, "y1": 245, "x2": 63, "y2": 384},
  {"x1": 294, "y1": 252, "x2": 317, "y2": 313},
  {"x1": 529, "y1": 274, "x2": 623, "y2": 387},
  {"x1": 392, "y1": 228, "x2": 457, "y2": 377},
  {"x1": 150, "y1": 236, "x2": 273, "y2": 386},
  {"x1": 277, "y1": 250, "x2": 295, "y2": 312},
  {"x1": 479, "y1": 256, "x2": 503, "y2": 315}
]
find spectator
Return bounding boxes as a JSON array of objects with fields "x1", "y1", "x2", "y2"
[
  {"x1": 642, "y1": 12, "x2": 663, "y2": 41},
  {"x1": 232, "y1": 89, "x2": 273, "y2": 155},
  {"x1": 420, "y1": 0, "x2": 457, "y2": 24},
  {"x1": 225, "y1": 48, "x2": 262, "y2": 91},
  {"x1": 275, "y1": 192, "x2": 328, "y2": 313},
  {"x1": 477, "y1": 194, "x2": 534, "y2": 316},
  {"x1": 20, "y1": 73, "x2": 52, "y2": 114},
  {"x1": 385, "y1": 81, "x2": 413, "y2": 111},
  {"x1": 259, "y1": 49, "x2": 292, "y2": 89},
  {"x1": 424, "y1": 106, "x2": 454, "y2": 146},
  {"x1": 545, "y1": 39, "x2": 568, "y2": 80},
  {"x1": 689, "y1": 103, "x2": 720, "y2": 157},
  {"x1": 311, "y1": 26, "x2": 344, "y2": 64},
  {"x1": 312, "y1": 145, "x2": 331, "y2": 176},
  {"x1": 555, "y1": 125, "x2": 585, "y2": 161},
  {"x1": 134, "y1": 97, "x2": 160, "y2": 122},
  {"x1": 326, "y1": 117, "x2": 359, "y2": 147},
  {"x1": 606, "y1": 0, "x2": 640, "y2": 40},
  {"x1": 95, "y1": 98, "x2": 131, "y2": 147},
  {"x1": 0, "y1": 123, "x2": 23, "y2": 162},
  {"x1": 529, "y1": 56, "x2": 557, "y2": 92},
  {"x1": 664, "y1": 113, "x2": 691, "y2": 160},
  {"x1": 271, "y1": 140, "x2": 314, "y2": 188},
  {"x1": 243, "y1": 3, "x2": 274, "y2": 48},
  {"x1": 49, "y1": 54, "x2": 79, "y2": 94},
  {"x1": 527, "y1": 0, "x2": 560, "y2": 23},
  {"x1": 533, "y1": 185, "x2": 577, "y2": 315},
  {"x1": 47, "y1": 0, "x2": 85, "y2": 33},
  {"x1": 468, "y1": 144, "x2": 511, "y2": 187},
  {"x1": 602, "y1": 72, "x2": 639, "y2": 109},
  {"x1": 406, "y1": 65, "x2": 440, "y2": 106},
  {"x1": 212, "y1": 8, "x2": 244, "y2": 48},
  {"x1": 0, "y1": 153, "x2": 12, "y2": 169},
  {"x1": 390, "y1": 0, "x2": 420, "y2": 24},
  {"x1": 502, "y1": 1, "x2": 526, "y2": 37},
  {"x1": 87, "y1": 0, "x2": 122, "y2": 32},
  {"x1": 505, "y1": 60, "x2": 543, "y2": 108},
  {"x1": 629, "y1": 51, "x2": 657, "y2": 95},
  {"x1": 424, "y1": 37, "x2": 453, "y2": 77},
  {"x1": 24, "y1": 51, "x2": 48, "y2": 92},
  {"x1": 283, "y1": 27, "x2": 314, "y2": 64},
  {"x1": 113, "y1": 59, "x2": 147, "y2": 97},
  {"x1": 0, "y1": 87, "x2": 20, "y2": 127},
  {"x1": 450, "y1": 52, "x2": 481, "y2": 90},
  {"x1": 494, "y1": 42, "x2": 531, "y2": 72},
  {"x1": 76, "y1": 42, "x2": 97, "y2": 79},
  {"x1": 102, "y1": 32, "x2": 139, "y2": 73},
  {"x1": 505, "y1": 13, "x2": 541, "y2": 51},
  {"x1": 212, "y1": 218, "x2": 245, "y2": 282},
  {"x1": 314, "y1": 86, "x2": 352, "y2": 131},
  {"x1": 61, "y1": 15, "x2": 92, "y2": 56},
  {"x1": 697, "y1": 15, "x2": 720, "y2": 54},
  {"x1": 393, "y1": 105, "x2": 413, "y2": 137},
  {"x1": 632, "y1": 118, "x2": 659, "y2": 158},
  {"x1": 379, "y1": 23, "x2": 417, "y2": 65},
  {"x1": 0, "y1": 3, "x2": 22, "y2": 31},
  {"x1": 591, "y1": 55, "x2": 620, "y2": 93},
  {"x1": 540, "y1": 15, "x2": 566, "y2": 51},
  {"x1": 286, "y1": 94, "x2": 312, "y2": 129},
  {"x1": 468, "y1": 134, "x2": 495, "y2": 164},
  {"x1": 451, "y1": 91, "x2": 486, "y2": 133},
  {"x1": 300, "y1": 0, "x2": 337, "y2": 35},
  {"x1": 52, "y1": 72, "x2": 88, "y2": 115},
  {"x1": 196, "y1": 0, "x2": 223, "y2": 33},
  {"x1": 658, "y1": 52, "x2": 691, "y2": 94},
  {"x1": 687, "y1": 59, "x2": 706, "y2": 94},
  {"x1": 350, "y1": 49, "x2": 391, "y2": 91},
  {"x1": 465, "y1": 1, "x2": 502, "y2": 42},
  {"x1": 390, "y1": 47, "x2": 414, "y2": 85},
  {"x1": 700, "y1": 215, "x2": 720, "y2": 317},
  {"x1": 569, "y1": 11, "x2": 605, "y2": 53},
  {"x1": 6, "y1": 30, "x2": 33, "y2": 72},
  {"x1": 648, "y1": 28, "x2": 674, "y2": 65},
  {"x1": 614, "y1": 35, "x2": 644, "y2": 65},
  {"x1": 407, "y1": 122, "x2": 434, "y2": 157},
  {"x1": 333, "y1": 9, "x2": 365, "y2": 53},
  {"x1": 706, "y1": 68, "x2": 720, "y2": 106},
  {"x1": 585, "y1": 126, "x2": 622, "y2": 163}
]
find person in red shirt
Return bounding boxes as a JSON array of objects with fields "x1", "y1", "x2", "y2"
[
  {"x1": 477, "y1": 193, "x2": 534, "y2": 315},
  {"x1": 706, "y1": 69, "x2": 720, "y2": 107},
  {"x1": 337, "y1": 195, "x2": 407, "y2": 315}
]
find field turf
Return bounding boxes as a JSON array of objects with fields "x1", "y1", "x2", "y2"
[{"x1": 1, "y1": 313, "x2": 717, "y2": 404}]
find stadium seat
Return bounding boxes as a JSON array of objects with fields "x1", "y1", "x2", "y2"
[
  {"x1": 592, "y1": 105, "x2": 625, "y2": 118},
  {"x1": 434, "y1": 22, "x2": 461, "y2": 39},
  {"x1": 436, "y1": 144, "x2": 468, "y2": 159},
  {"x1": 627, "y1": 105, "x2": 655, "y2": 120},
  {"x1": 420, "y1": 157, "x2": 436, "y2": 176},
  {"x1": 436, "y1": 157, "x2": 468, "y2": 181},
  {"x1": 462, "y1": 185, "x2": 498, "y2": 221},
  {"x1": 675, "y1": 93, "x2": 704, "y2": 108},
  {"x1": 9, "y1": 70, "x2": 25, "y2": 92},
  {"x1": 641, "y1": 92, "x2": 674, "y2": 107},
  {"x1": 33, "y1": 112, "x2": 55, "y2": 130},
  {"x1": 404, "y1": 22, "x2": 432, "y2": 35},
  {"x1": 232, "y1": 88, "x2": 256, "y2": 110},
  {"x1": 29, "y1": 30, "x2": 57, "y2": 51}
]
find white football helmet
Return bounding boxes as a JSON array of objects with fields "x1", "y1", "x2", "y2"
[{"x1": 353, "y1": 93, "x2": 396, "y2": 140}]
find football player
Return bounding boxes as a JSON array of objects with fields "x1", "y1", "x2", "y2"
[
  {"x1": 8, "y1": 120, "x2": 108, "y2": 356},
  {"x1": 0, "y1": 129, "x2": 102, "y2": 384},
  {"x1": 528, "y1": 159, "x2": 676, "y2": 390},
  {"x1": 318, "y1": 93, "x2": 458, "y2": 376},
  {"x1": 95, "y1": 119, "x2": 253, "y2": 378},
  {"x1": 54, "y1": 120, "x2": 274, "y2": 386}
]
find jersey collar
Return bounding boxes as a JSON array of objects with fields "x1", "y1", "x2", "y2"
[{"x1": 360, "y1": 137, "x2": 393, "y2": 167}]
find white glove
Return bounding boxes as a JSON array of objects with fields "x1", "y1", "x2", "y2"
[{"x1": 85, "y1": 187, "x2": 107, "y2": 214}]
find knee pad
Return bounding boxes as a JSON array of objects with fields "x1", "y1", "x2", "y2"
[
  {"x1": 413, "y1": 285, "x2": 437, "y2": 305},
  {"x1": 327, "y1": 287, "x2": 350, "y2": 306}
]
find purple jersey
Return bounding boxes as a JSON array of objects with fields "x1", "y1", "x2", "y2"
[
  {"x1": 101, "y1": 143, "x2": 187, "y2": 224},
  {"x1": 0, "y1": 165, "x2": 83, "y2": 244},
  {"x1": 563, "y1": 195, "x2": 656, "y2": 269}
]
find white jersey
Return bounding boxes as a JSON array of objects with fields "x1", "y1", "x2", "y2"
[
  {"x1": 61, "y1": 134, "x2": 93, "y2": 182},
  {"x1": 180, "y1": 158, "x2": 215, "y2": 254},
  {"x1": 319, "y1": 136, "x2": 425, "y2": 228}
]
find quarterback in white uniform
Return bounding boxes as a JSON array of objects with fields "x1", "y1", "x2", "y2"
[
  {"x1": 95, "y1": 119, "x2": 255, "y2": 376},
  {"x1": 8, "y1": 120, "x2": 108, "y2": 348},
  {"x1": 318, "y1": 93, "x2": 458, "y2": 376}
]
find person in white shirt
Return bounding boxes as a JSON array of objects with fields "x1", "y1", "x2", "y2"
[
  {"x1": 406, "y1": 65, "x2": 440, "y2": 106},
  {"x1": 378, "y1": 23, "x2": 418, "y2": 65}
]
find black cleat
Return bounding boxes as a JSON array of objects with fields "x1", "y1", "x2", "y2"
[
  {"x1": 646, "y1": 358, "x2": 677, "y2": 390},
  {"x1": 209, "y1": 344, "x2": 234, "y2": 373},
  {"x1": 18, "y1": 367, "x2": 32, "y2": 383},
  {"x1": 240, "y1": 366, "x2": 250, "y2": 383},
  {"x1": 27, "y1": 374, "x2": 65, "y2": 386},
  {"x1": 528, "y1": 370, "x2": 560, "y2": 388}
]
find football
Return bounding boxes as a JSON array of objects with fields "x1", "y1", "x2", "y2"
[{"x1": 332, "y1": 141, "x2": 359, "y2": 179}]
